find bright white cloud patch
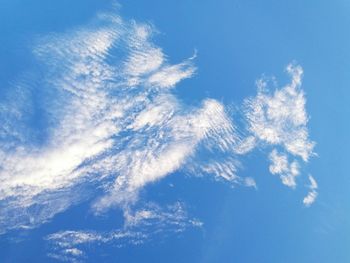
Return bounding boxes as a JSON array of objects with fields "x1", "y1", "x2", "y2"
[
  {"x1": 243, "y1": 64, "x2": 315, "y2": 189},
  {"x1": 244, "y1": 64, "x2": 315, "y2": 161},
  {"x1": 0, "y1": 8, "x2": 316, "y2": 258}
]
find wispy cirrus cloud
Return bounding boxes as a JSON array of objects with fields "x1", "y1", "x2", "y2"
[
  {"x1": 0, "y1": 6, "x2": 317, "y2": 259},
  {"x1": 303, "y1": 175, "x2": 318, "y2": 207},
  {"x1": 0, "y1": 13, "x2": 240, "y2": 234},
  {"x1": 47, "y1": 202, "x2": 202, "y2": 262}
]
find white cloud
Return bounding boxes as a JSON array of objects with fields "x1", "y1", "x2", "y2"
[
  {"x1": 303, "y1": 175, "x2": 318, "y2": 207},
  {"x1": 244, "y1": 177, "x2": 257, "y2": 189},
  {"x1": 46, "y1": 202, "x2": 202, "y2": 261},
  {"x1": 268, "y1": 149, "x2": 300, "y2": 188},
  {"x1": 242, "y1": 63, "x2": 316, "y2": 190},
  {"x1": 0, "y1": 13, "x2": 240, "y2": 233},
  {"x1": 147, "y1": 62, "x2": 195, "y2": 88},
  {"x1": 0, "y1": 7, "x2": 317, "y2": 247},
  {"x1": 244, "y1": 63, "x2": 315, "y2": 161},
  {"x1": 303, "y1": 191, "x2": 318, "y2": 207},
  {"x1": 91, "y1": 97, "x2": 241, "y2": 213},
  {"x1": 234, "y1": 136, "x2": 257, "y2": 155}
]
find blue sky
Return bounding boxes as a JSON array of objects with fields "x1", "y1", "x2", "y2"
[{"x1": 0, "y1": 1, "x2": 349, "y2": 262}]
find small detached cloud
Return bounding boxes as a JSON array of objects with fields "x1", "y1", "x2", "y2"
[{"x1": 303, "y1": 175, "x2": 318, "y2": 207}]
